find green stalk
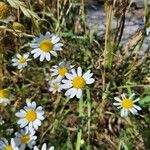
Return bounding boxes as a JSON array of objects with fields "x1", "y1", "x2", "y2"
[
  {"x1": 76, "y1": 96, "x2": 84, "y2": 150},
  {"x1": 86, "y1": 89, "x2": 91, "y2": 150}
]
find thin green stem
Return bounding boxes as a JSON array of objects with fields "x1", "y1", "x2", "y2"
[
  {"x1": 76, "y1": 96, "x2": 84, "y2": 150},
  {"x1": 86, "y1": 89, "x2": 91, "y2": 150}
]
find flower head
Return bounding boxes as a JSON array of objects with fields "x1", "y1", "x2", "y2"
[
  {"x1": 113, "y1": 93, "x2": 142, "y2": 117},
  {"x1": 33, "y1": 143, "x2": 54, "y2": 150},
  {"x1": 30, "y1": 32, "x2": 63, "y2": 61},
  {"x1": 0, "y1": 138, "x2": 19, "y2": 150},
  {"x1": 12, "y1": 53, "x2": 31, "y2": 69},
  {"x1": 50, "y1": 61, "x2": 74, "y2": 80},
  {"x1": 0, "y1": 89, "x2": 11, "y2": 106},
  {"x1": 61, "y1": 67, "x2": 95, "y2": 99},
  {"x1": 14, "y1": 127, "x2": 37, "y2": 150},
  {"x1": 15, "y1": 101, "x2": 44, "y2": 130},
  {"x1": 48, "y1": 80, "x2": 62, "y2": 94},
  {"x1": 0, "y1": 2, "x2": 9, "y2": 19}
]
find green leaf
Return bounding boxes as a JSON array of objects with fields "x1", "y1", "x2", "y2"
[{"x1": 139, "y1": 96, "x2": 150, "y2": 107}]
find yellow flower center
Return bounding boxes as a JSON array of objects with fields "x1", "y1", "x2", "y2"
[
  {"x1": 58, "y1": 67, "x2": 68, "y2": 76},
  {"x1": 72, "y1": 76, "x2": 85, "y2": 89},
  {"x1": 53, "y1": 84, "x2": 59, "y2": 90},
  {"x1": 40, "y1": 39, "x2": 53, "y2": 52},
  {"x1": 19, "y1": 57, "x2": 27, "y2": 63},
  {"x1": 0, "y1": 89, "x2": 10, "y2": 98},
  {"x1": 21, "y1": 134, "x2": 30, "y2": 144},
  {"x1": 0, "y1": 2, "x2": 9, "y2": 19},
  {"x1": 25, "y1": 110, "x2": 37, "y2": 122},
  {"x1": 4, "y1": 146, "x2": 13, "y2": 150},
  {"x1": 121, "y1": 99, "x2": 133, "y2": 109}
]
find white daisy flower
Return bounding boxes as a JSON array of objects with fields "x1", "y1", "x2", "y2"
[
  {"x1": 0, "y1": 89, "x2": 11, "y2": 106},
  {"x1": 50, "y1": 61, "x2": 74, "y2": 80},
  {"x1": 15, "y1": 101, "x2": 45, "y2": 130},
  {"x1": 34, "y1": 143, "x2": 54, "y2": 150},
  {"x1": 146, "y1": 27, "x2": 150, "y2": 35},
  {"x1": 14, "y1": 127, "x2": 37, "y2": 150},
  {"x1": 113, "y1": 93, "x2": 142, "y2": 117},
  {"x1": 48, "y1": 80, "x2": 62, "y2": 94},
  {"x1": 61, "y1": 67, "x2": 95, "y2": 99},
  {"x1": 12, "y1": 53, "x2": 31, "y2": 69},
  {"x1": 30, "y1": 32, "x2": 63, "y2": 61},
  {"x1": 0, "y1": 138, "x2": 19, "y2": 150}
]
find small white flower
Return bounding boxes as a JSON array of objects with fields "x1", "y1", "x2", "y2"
[
  {"x1": 61, "y1": 67, "x2": 95, "y2": 99},
  {"x1": 15, "y1": 101, "x2": 45, "y2": 130},
  {"x1": 0, "y1": 89, "x2": 11, "y2": 106},
  {"x1": 14, "y1": 127, "x2": 37, "y2": 150},
  {"x1": 113, "y1": 93, "x2": 142, "y2": 117},
  {"x1": 12, "y1": 53, "x2": 31, "y2": 69},
  {"x1": 0, "y1": 138, "x2": 19, "y2": 150},
  {"x1": 50, "y1": 61, "x2": 74, "y2": 80},
  {"x1": 48, "y1": 81, "x2": 62, "y2": 94},
  {"x1": 146, "y1": 27, "x2": 150, "y2": 35},
  {"x1": 30, "y1": 32, "x2": 63, "y2": 61},
  {"x1": 33, "y1": 143, "x2": 54, "y2": 150}
]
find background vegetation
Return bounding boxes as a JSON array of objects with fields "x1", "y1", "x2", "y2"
[{"x1": 0, "y1": 0, "x2": 150, "y2": 149}]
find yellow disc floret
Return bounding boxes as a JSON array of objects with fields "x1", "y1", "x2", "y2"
[
  {"x1": 25, "y1": 110, "x2": 37, "y2": 122},
  {"x1": 40, "y1": 39, "x2": 53, "y2": 52},
  {"x1": 58, "y1": 67, "x2": 68, "y2": 76},
  {"x1": 19, "y1": 57, "x2": 27, "y2": 63},
  {"x1": 53, "y1": 84, "x2": 59, "y2": 90},
  {"x1": 0, "y1": 2, "x2": 9, "y2": 19},
  {"x1": 72, "y1": 76, "x2": 85, "y2": 89},
  {"x1": 21, "y1": 134, "x2": 30, "y2": 144},
  {"x1": 4, "y1": 146, "x2": 13, "y2": 150},
  {"x1": 0, "y1": 89, "x2": 10, "y2": 98},
  {"x1": 121, "y1": 99, "x2": 133, "y2": 109}
]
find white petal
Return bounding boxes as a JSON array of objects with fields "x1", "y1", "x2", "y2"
[
  {"x1": 40, "y1": 53, "x2": 45, "y2": 61},
  {"x1": 114, "y1": 97, "x2": 122, "y2": 102},
  {"x1": 41, "y1": 143, "x2": 47, "y2": 150},
  {"x1": 33, "y1": 51, "x2": 41, "y2": 58},
  {"x1": 50, "y1": 51, "x2": 57, "y2": 57},
  {"x1": 133, "y1": 98, "x2": 140, "y2": 103},
  {"x1": 31, "y1": 48, "x2": 40, "y2": 54},
  {"x1": 65, "y1": 73, "x2": 74, "y2": 80},
  {"x1": 45, "y1": 53, "x2": 51, "y2": 61},
  {"x1": 76, "y1": 89, "x2": 82, "y2": 98},
  {"x1": 70, "y1": 88, "x2": 78, "y2": 98},
  {"x1": 133, "y1": 104, "x2": 141, "y2": 111},
  {"x1": 86, "y1": 78, "x2": 95, "y2": 84},
  {"x1": 77, "y1": 67, "x2": 82, "y2": 76},
  {"x1": 113, "y1": 102, "x2": 121, "y2": 106},
  {"x1": 52, "y1": 36, "x2": 60, "y2": 44}
]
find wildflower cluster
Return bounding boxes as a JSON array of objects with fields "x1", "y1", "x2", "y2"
[
  {"x1": 0, "y1": 100, "x2": 54, "y2": 150},
  {"x1": 0, "y1": 29, "x2": 143, "y2": 150}
]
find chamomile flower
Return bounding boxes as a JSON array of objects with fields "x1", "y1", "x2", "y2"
[
  {"x1": 12, "y1": 53, "x2": 31, "y2": 69},
  {"x1": 48, "y1": 81, "x2": 62, "y2": 94},
  {"x1": 33, "y1": 143, "x2": 54, "y2": 150},
  {"x1": 15, "y1": 101, "x2": 45, "y2": 130},
  {"x1": 146, "y1": 27, "x2": 150, "y2": 35},
  {"x1": 0, "y1": 89, "x2": 11, "y2": 106},
  {"x1": 30, "y1": 32, "x2": 63, "y2": 61},
  {"x1": 14, "y1": 127, "x2": 37, "y2": 150},
  {"x1": 50, "y1": 61, "x2": 74, "y2": 80},
  {"x1": 0, "y1": 138, "x2": 19, "y2": 150},
  {"x1": 113, "y1": 93, "x2": 142, "y2": 117},
  {"x1": 61, "y1": 67, "x2": 95, "y2": 99}
]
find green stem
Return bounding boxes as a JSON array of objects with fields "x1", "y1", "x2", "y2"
[
  {"x1": 86, "y1": 89, "x2": 91, "y2": 150},
  {"x1": 76, "y1": 96, "x2": 84, "y2": 150}
]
